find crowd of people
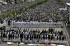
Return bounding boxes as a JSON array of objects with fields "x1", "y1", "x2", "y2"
[
  {"x1": 0, "y1": 0, "x2": 69, "y2": 24},
  {"x1": 6, "y1": 0, "x2": 65, "y2": 22},
  {"x1": 0, "y1": 28, "x2": 66, "y2": 42},
  {"x1": 0, "y1": 0, "x2": 68, "y2": 23},
  {"x1": 0, "y1": 0, "x2": 29, "y2": 13}
]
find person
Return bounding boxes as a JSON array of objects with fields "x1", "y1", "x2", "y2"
[
  {"x1": 8, "y1": 20, "x2": 11, "y2": 26},
  {"x1": 48, "y1": 28, "x2": 54, "y2": 34},
  {"x1": 20, "y1": 32, "x2": 23, "y2": 42},
  {"x1": 0, "y1": 27, "x2": 2, "y2": 31},
  {"x1": 0, "y1": 18, "x2": 3, "y2": 24},
  {"x1": 3, "y1": 33, "x2": 7, "y2": 38},
  {"x1": 8, "y1": 33, "x2": 11, "y2": 40}
]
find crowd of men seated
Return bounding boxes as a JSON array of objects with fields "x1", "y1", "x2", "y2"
[
  {"x1": 15, "y1": 14, "x2": 62, "y2": 22},
  {"x1": 5, "y1": 0, "x2": 65, "y2": 22},
  {"x1": 0, "y1": 0, "x2": 67, "y2": 23},
  {"x1": 0, "y1": 28, "x2": 66, "y2": 42}
]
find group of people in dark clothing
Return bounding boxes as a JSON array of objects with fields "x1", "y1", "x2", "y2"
[{"x1": 0, "y1": 28, "x2": 66, "y2": 42}]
